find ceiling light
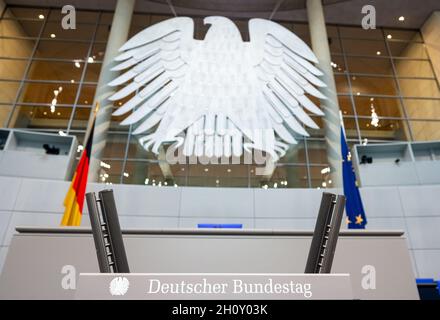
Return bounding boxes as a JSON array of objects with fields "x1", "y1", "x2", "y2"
[
  {"x1": 398, "y1": 16, "x2": 405, "y2": 22},
  {"x1": 43, "y1": 111, "x2": 47, "y2": 115},
  {"x1": 58, "y1": 131, "x2": 66, "y2": 136},
  {"x1": 87, "y1": 57, "x2": 94, "y2": 63},
  {"x1": 227, "y1": 168, "x2": 231, "y2": 173},
  {"x1": 376, "y1": 51, "x2": 381, "y2": 55},
  {"x1": 38, "y1": 14, "x2": 45, "y2": 19},
  {"x1": 70, "y1": 79, "x2": 75, "y2": 83},
  {"x1": 356, "y1": 92, "x2": 361, "y2": 96},
  {"x1": 387, "y1": 34, "x2": 392, "y2": 39},
  {"x1": 74, "y1": 61, "x2": 81, "y2": 68},
  {"x1": 57, "y1": 112, "x2": 60, "y2": 116},
  {"x1": 50, "y1": 33, "x2": 56, "y2": 38},
  {"x1": 144, "y1": 178, "x2": 149, "y2": 185},
  {"x1": 204, "y1": 168, "x2": 209, "y2": 172}
]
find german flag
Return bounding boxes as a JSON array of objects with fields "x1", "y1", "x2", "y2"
[{"x1": 61, "y1": 119, "x2": 95, "y2": 226}]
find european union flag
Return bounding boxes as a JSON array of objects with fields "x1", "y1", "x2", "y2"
[{"x1": 341, "y1": 127, "x2": 367, "y2": 229}]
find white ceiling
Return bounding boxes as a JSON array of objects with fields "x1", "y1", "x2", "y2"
[{"x1": 4, "y1": 0, "x2": 440, "y2": 29}]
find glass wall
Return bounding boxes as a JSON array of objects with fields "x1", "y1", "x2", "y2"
[{"x1": 1, "y1": 6, "x2": 439, "y2": 188}]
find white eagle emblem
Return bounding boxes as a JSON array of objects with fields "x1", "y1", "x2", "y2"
[
  {"x1": 110, "y1": 16, "x2": 326, "y2": 161},
  {"x1": 109, "y1": 276, "x2": 130, "y2": 296}
]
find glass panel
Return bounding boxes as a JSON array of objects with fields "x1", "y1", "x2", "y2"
[
  {"x1": 339, "y1": 26, "x2": 383, "y2": 40},
  {"x1": 34, "y1": 40, "x2": 89, "y2": 59},
  {"x1": 329, "y1": 36, "x2": 341, "y2": 54},
  {"x1": 384, "y1": 29, "x2": 422, "y2": 42},
  {"x1": 350, "y1": 76, "x2": 399, "y2": 96},
  {"x1": 335, "y1": 74, "x2": 349, "y2": 93},
  {"x1": 9, "y1": 104, "x2": 72, "y2": 130},
  {"x1": 358, "y1": 118, "x2": 409, "y2": 141},
  {"x1": 394, "y1": 59, "x2": 435, "y2": 78},
  {"x1": 389, "y1": 41, "x2": 428, "y2": 59},
  {"x1": 96, "y1": 160, "x2": 123, "y2": 184},
  {"x1": 19, "y1": 82, "x2": 78, "y2": 104},
  {"x1": 307, "y1": 139, "x2": 328, "y2": 164},
  {"x1": 354, "y1": 96, "x2": 404, "y2": 117},
  {"x1": 123, "y1": 161, "x2": 187, "y2": 186},
  {"x1": 90, "y1": 43, "x2": 106, "y2": 62},
  {"x1": 278, "y1": 139, "x2": 307, "y2": 164},
  {"x1": 26, "y1": 60, "x2": 83, "y2": 81},
  {"x1": 102, "y1": 133, "x2": 128, "y2": 158},
  {"x1": 338, "y1": 95, "x2": 355, "y2": 116},
  {"x1": 77, "y1": 85, "x2": 96, "y2": 105},
  {"x1": 70, "y1": 107, "x2": 90, "y2": 130},
  {"x1": 342, "y1": 39, "x2": 387, "y2": 56},
  {"x1": 331, "y1": 55, "x2": 345, "y2": 73},
  {"x1": 0, "y1": 38, "x2": 35, "y2": 58},
  {"x1": 8, "y1": 7, "x2": 49, "y2": 20},
  {"x1": 0, "y1": 58, "x2": 28, "y2": 80},
  {"x1": 0, "y1": 19, "x2": 42, "y2": 37},
  {"x1": 340, "y1": 117, "x2": 359, "y2": 140},
  {"x1": 403, "y1": 99, "x2": 440, "y2": 119},
  {"x1": 0, "y1": 80, "x2": 21, "y2": 103},
  {"x1": 309, "y1": 165, "x2": 332, "y2": 189},
  {"x1": 409, "y1": 121, "x2": 440, "y2": 141},
  {"x1": 0, "y1": 104, "x2": 13, "y2": 127},
  {"x1": 399, "y1": 79, "x2": 440, "y2": 98},
  {"x1": 95, "y1": 25, "x2": 110, "y2": 42},
  {"x1": 83, "y1": 62, "x2": 101, "y2": 82},
  {"x1": 346, "y1": 56, "x2": 393, "y2": 75},
  {"x1": 188, "y1": 164, "x2": 248, "y2": 187},
  {"x1": 260, "y1": 165, "x2": 309, "y2": 188}
]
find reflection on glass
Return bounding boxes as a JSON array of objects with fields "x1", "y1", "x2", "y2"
[
  {"x1": 399, "y1": 79, "x2": 440, "y2": 98},
  {"x1": 9, "y1": 105, "x2": 72, "y2": 129},
  {"x1": 358, "y1": 118, "x2": 409, "y2": 141},
  {"x1": 346, "y1": 56, "x2": 393, "y2": 75},
  {"x1": 404, "y1": 99, "x2": 440, "y2": 119},
  {"x1": 409, "y1": 121, "x2": 440, "y2": 141},
  {"x1": 35, "y1": 40, "x2": 89, "y2": 59},
  {"x1": 19, "y1": 82, "x2": 78, "y2": 105},
  {"x1": 102, "y1": 133, "x2": 128, "y2": 159},
  {"x1": 27, "y1": 60, "x2": 83, "y2": 81},
  {"x1": 389, "y1": 41, "x2": 427, "y2": 59},
  {"x1": 342, "y1": 39, "x2": 387, "y2": 56},
  {"x1": 394, "y1": 59, "x2": 434, "y2": 78},
  {"x1": 350, "y1": 76, "x2": 398, "y2": 96},
  {"x1": 354, "y1": 96, "x2": 403, "y2": 117}
]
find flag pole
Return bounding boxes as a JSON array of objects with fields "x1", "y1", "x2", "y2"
[{"x1": 82, "y1": 101, "x2": 100, "y2": 152}]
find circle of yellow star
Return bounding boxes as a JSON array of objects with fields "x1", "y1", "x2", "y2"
[{"x1": 355, "y1": 214, "x2": 364, "y2": 225}]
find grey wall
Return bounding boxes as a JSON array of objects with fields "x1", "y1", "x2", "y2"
[{"x1": 0, "y1": 175, "x2": 439, "y2": 279}]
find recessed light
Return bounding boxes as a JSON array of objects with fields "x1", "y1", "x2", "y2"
[
  {"x1": 204, "y1": 168, "x2": 209, "y2": 172},
  {"x1": 43, "y1": 111, "x2": 47, "y2": 115},
  {"x1": 387, "y1": 34, "x2": 392, "y2": 39},
  {"x1": 74, "y1": 61, "x2": 81, "y2": 68},
  {"x1": 227, "y1": 168, "x2": 231, "y2": 173},
  {"x1": 356, "y1": 92, "x2": 361, "y2": 96},
  {"x1": 70, "y1": 79, "x2": 75, "y2": 83},
  {"x1": 376, "y1": 51, "x2": 381, "y2": 55},
  {"x1": 38, "y1": 14, "x2": 45, "y2": 19},
  {"x1": 398, "y1": 16, "x2": 405, "y2": 22},
  {"x1": 50, "y1": 33, "x2": 56, "y2": 38}
]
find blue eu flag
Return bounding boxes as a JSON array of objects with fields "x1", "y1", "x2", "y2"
[{"x1": 341, "y1": 127, "x2": 367, "y2": 229}]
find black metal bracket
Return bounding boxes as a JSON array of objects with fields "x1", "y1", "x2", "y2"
[
  {"x1": 305, "y1": 192, "x2": 346, "y2": 273},
  {"x1": 86, "y1": 189, "x2": 130, "y2": 273}
]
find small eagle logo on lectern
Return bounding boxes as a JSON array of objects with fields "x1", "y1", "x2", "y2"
[{"x1": 109, "y1": 276, "x2": 130, "y2": 296}]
